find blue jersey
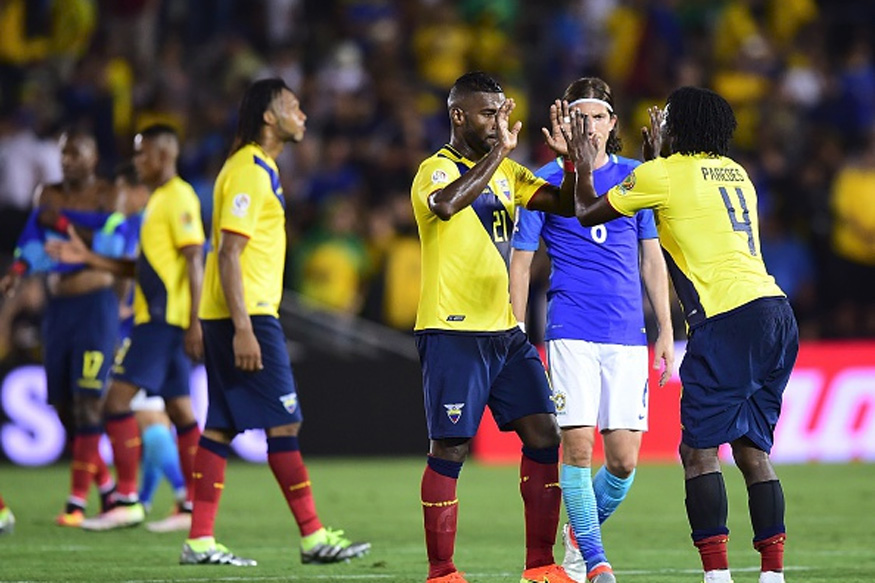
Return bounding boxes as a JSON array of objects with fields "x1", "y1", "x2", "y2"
[
  {"x1": 92, "y1": 212, "x2": 142, "y2": 340},
  {"x1": 512, "y1": 155, "x2": 657, "y2": 345}
]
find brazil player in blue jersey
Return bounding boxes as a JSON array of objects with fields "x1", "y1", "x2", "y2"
[
  {"x1": 510, "y1": 78, "x2": 674, "y2": 583},
  {"x1": 180, "y1": 78, "x2": 369, "y2": 567},
  {"x1": 1, "y1": 130, "x2": 119, "y2": 527},
  {"x1": 412, "y1": 71, "x2": 580, "y2": 583},
  {"x1": 565, "y1": 87, "x2": 798, "y2": 583}
]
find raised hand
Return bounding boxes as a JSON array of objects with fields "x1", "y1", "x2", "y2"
[
  {"x1": 541, "y1": 99, "x2": 572, "y2": 157},
  {"x1": 496, "y1": 97, "x2": 522, "y2": 154},
  {"x1": 641, "y1": 105, "x2": 665, "y2": 161},
  {"x1": 44, "y1": 225, "x2": 89, "y2": 264},
  {"x1": 561, "y1": 109, "x2": 600, "y2": 171}
]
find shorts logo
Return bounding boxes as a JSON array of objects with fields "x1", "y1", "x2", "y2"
[
  {"x1": 431, "y1": 169, "x2": 448, "y2": 185},
  {"x1": 231, "y1": 193, "x2": 251, "y2": 217},
  {"x1": 279, "y1": 392, "x2": 298, "y2": 415},
  {"x1": 617, "y1": 171, "x2": 636, "y2": 195},
  {"x1": 444, "y1": 403, "x2": 465, "y2": 424},
  {"x1": 551, "y1": 390, "x2": 567, "y2": 413}
]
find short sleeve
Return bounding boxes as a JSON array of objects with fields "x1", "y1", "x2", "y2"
[
  {"x1": 512, "y1": 206, "x2": 544, "y2": 251},
  {"x1": 411, "y1": 157, "x2": 461, "y2": 218},
  {"x1": 170, "y1": 191, "x2": 205, "y2": 248},
  {"x1": 636, "y1": 208, "x2": 658, "y2": 240},
  {"x1": 509, "y1": 160, "x2": 548, "y2": 208},
  {"x1": 216, "y1": 164, "x2": 268, "y2": 238},
  {"x1": 606, "y1": 159, "x2": 670, "y2": 217}
]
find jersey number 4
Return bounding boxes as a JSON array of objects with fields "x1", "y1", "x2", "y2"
[{"x1": 719, "y1": 186, "x2": 757, "y2": 256}]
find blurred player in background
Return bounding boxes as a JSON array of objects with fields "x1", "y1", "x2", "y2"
[
  {"x1": 49, "y1": 124, "x2": 205, "y2": 531},
  {"x1": 565, "y1": 86, "x2": 798, "y2": 583},
  {"x1": 180, "y1": 77, "x2": 370, "y2": 566},
  {"x1": 411, "y1": 71, "x2": 578, "y2": 583},
  {"x1": 1, "y1": 130, "x2": 118, "y2": 527},
  {"x1": 510, "y1": 77, "x2": 673, "y2": 583},
  {"x1": 0, "y1": 494, "x2": 13, "y2": 535}
]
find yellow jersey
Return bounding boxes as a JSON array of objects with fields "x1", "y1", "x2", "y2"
[
  {"x1": 412, "y1": 144, "x2": 546, "y2": 332},
  {"x1": 607, "y1": 153, "x2": 784, "y2": 327},
  {"x1": 200, "y1": 143, "x2": 286, "y2": 320},
  {"x1": 134, "y1": 175, "x2": 205, "y2": 327}
]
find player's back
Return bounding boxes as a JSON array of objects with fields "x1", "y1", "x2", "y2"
[
  {"x1": 200, "y1": 144, "x2": 286, "y2": 320},
  {"x1": 647, "y1": 153, "x2": 783, "y2": 325}
]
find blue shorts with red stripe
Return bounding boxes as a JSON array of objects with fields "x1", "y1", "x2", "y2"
[
  {"x1": 415, "y1": 327, "x2": 554, "y2": 440},
  {"x1": 680, "y1": 297, "x2": 798, "y2": 452},
  {"x1": 201, "y1": 316, "x2": 303, "y2": 433}
]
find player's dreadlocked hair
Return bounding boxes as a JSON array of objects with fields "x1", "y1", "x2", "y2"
[
  {"x1": 563, "y1": 77, "x2": 622, "y2": 155},
  {"x1": 665, "y1": 86, "x2": 737, "y2": 157},
  {"x1": 448, "y1": 71, "x2": 503, "y2": 108},
  {"x1": 232, "y1": 77, "x2": 291, "y2": 153}
]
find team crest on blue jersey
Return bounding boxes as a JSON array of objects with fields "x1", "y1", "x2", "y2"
[
  {"x1": 617, "y1": 171, "x2": 636, "y2": 195},
  {"x1": 279, "y1": 392, "x2": 298, "y2": 414},
  {"x1": 444, "y1": 403, "x2": 465, "y2": 424},
  {"x1": 496, "y1": 178, "x2": 511, "y2": 201}
]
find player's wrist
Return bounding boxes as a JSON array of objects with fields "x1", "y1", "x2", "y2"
[{"x1": 562, "y1": 157, "x2": 576, "y2": 173}]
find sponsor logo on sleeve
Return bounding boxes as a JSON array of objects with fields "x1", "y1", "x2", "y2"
[
  {"x1": 231, "y1": 193, "x2": 251, "y2": 217},
  {"x1": 431, "y1": 169, "x2": 448, "y2": 185}
]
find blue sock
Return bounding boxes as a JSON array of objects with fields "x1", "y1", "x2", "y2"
[
  {"x1": 139, "y1": 424, "x2": 185, "y2": 508},
  {"x1": 593, "y1": 466, "x2": 635, "y2": 524},
  {"x1": 561, "y1": 464, "x2": 607, "y2": 571}
]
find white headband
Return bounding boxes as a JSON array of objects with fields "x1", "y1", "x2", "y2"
[{"x1": 567, "y1": 97, "x2": 613, "y2": 113}]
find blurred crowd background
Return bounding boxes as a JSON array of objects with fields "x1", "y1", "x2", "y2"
[{"x1": 1, "y1": 0, "x2": 875, "y2": 369}]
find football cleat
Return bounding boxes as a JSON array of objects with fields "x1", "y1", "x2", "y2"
[
  {"x1": 0, "y1": 507, "x2": 15, "y2": 535},
  {"x1": 145, "y1": 509, "x2": 191, "y2": 533},
  {"x1": 521, "y1": 563, "x2": 578, "y2": 583},
  {"x1": 55, "y1": 508, "x2": 84, "y2": 527},
  {"x1": 427, "y1": 571, "x2": 469, "y2": 583},
  {"x1": 561, "y1": 523, "x2": 586, "y2": 582},
  {"x1": 180, "y1": 538, "x2": 257, "y2": 566},
  {"x1": 586, "y1": 563, "x2": 616, "y2": 583},
  {"x1": 300, "y1": 527, "x2": 371, "y2": 564},
  {"x1": 81, "y1": 502, "x2": 144, "y2": 531}
]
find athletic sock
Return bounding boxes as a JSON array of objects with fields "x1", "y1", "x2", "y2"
[
  {"x1": 592, "y1": 466, "x2": 635, "y2": 524},
  {"x1": 561, "y1": 464, "x2": 608, "y2": 572},
  {"x1": 69, "y1": 427, "x2": 103, "y2": 510},
  {"x1": 422, "y1": 456, "x2": 462, "y2": 579},
  {"x1": 520, "y1": 446, "x2": 560, "y2": 570},
  {"x1": 749, "y1": 480, "x2": 786, "y2": 573},
  {"x1": 0, "y1": 494, "x2": 6, "y2": 511},
  {"x1": 176, "y1": 422, "x2": 200, "y2": 505},
  {"x1": 686, "y1": 472, "x2": 730, "y2": 572},
  {"x1": 188, "y1": 436, "x2": 229, "y2": 539},
  {"x1": 267, "y1": 436, "x2": 323, "y2": 537},
  {"x1": 139, "y1": 423, "x2": 185, "y2": 510},
  {"x1": 106, "y1": 412, "x2": 141, "y2": 498}
]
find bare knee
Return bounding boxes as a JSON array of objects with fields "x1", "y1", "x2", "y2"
[
  {"x1": 679, "y1": 442, "x2": 721, "y2": 479},
  {"x1": 731, "y1": 438, "x2": 777, "y2": 485},
  {"x1": 430, "y1": 438, "x2": 471, "y2": 464},
  {"x1": 266, "y1": 423, "x2": 302, "y2": 438},
  {"x1": 561, "y1": 426, "x2": 595, "y2": 467},
  {"x1": 512, "y1": 413, "x2": 560, "y2": 451}
]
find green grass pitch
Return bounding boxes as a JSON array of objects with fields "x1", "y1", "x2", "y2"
[{"x1": 0, "y1": 458, "x2": 872, "y2": 582}]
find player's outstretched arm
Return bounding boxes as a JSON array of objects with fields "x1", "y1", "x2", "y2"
[
  {"x1": 563, "y1": 111, "x2": 622, "y2": 226},
  {"x1": 641, "y1": 106, "x2": 665, "y2": 162},
  {"x1": 45, "y1": 225, "x2": 136, "y2": 278}
]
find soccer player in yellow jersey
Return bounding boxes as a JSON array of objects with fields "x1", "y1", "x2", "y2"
[
  {"x1": 412, "y1": 71, "x2": 578, "y2": 583},
  {"x1": 181, "y1": 78, "x2": 369, "y2": 567},
  {"x1": 565, "y1": 86, "x2": 798, "y2": 583},
  {"x1": 48, "y1": 125, "x2": 206, "y2": 531}
]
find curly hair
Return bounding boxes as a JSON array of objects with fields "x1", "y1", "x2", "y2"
[
  {"x1": 563, "y1": 77, "x2": 622, "y2": 155},
  {"x1": 665, "y1": 86, "x2": 737, "y2": 157}
]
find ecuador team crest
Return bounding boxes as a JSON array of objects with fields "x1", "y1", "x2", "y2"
[
  {"x1": 279, "y1": 392, "x2": 298, "y2": 415},
  {"x1": 443, "y1": 403, "x2": 465, "y2": 424}
]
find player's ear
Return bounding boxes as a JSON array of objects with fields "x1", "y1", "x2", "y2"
[
  {"x1": 450, "y1": 106, "x2": 465, "y2": 127},
  {"x1": 263, "y1": 107, "x2": 277, "y2": 126}
]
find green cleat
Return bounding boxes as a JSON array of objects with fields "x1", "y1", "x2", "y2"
[
  {"x1": 0, "y1": 507, "x2": 15, "y2": 535},
  {"x1": 180, "y1": 537, "x2": 257, "y2": 566}
]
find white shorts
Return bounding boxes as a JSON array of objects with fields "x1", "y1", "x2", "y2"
[
  {"x1": 546, "y1": 339, "x2": 649, "y2": 431},
  {"x1": 130, "y1": 388, "x2": 165, "y2": 413}
]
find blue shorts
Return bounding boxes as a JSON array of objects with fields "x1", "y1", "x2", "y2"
[
  {"x1": 415, "y1": 328, "x2": 554, "y2": 440},
  {"x1": 201, "y1": 316, "x2": 303, "y2": 433},
  {"x1": 112, "y1": 321, "x2": 191, "y2": 400},
  {"x1": 42, "y1": 287, "x2": 118, "y2": 404},
  {"x1": 680, "y1": 297, "x2": 798, "y2": 452}
]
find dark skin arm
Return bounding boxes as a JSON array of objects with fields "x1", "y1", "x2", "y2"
[
  {"x1": 45, "y1": 225, "x2": 136, "y2": 278},
  {"x1": 217, "y1": 230, "x2": 262, "y2": 371},
  {"x1": 181, "y1": 244, "x2": 204, "y2": 361}
]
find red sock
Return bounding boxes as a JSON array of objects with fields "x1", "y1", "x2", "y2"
[
  {"x1": 188, "y1": 441, "x2": 228, "y2": 539},
  {"x1": 520, "y1": 453, "x2": 560, "y2": 570},
  {"x1": 268, "y1": 449, "x2": 323, "y2": 536},
  {"x1": 0, "y1": 494, "x2": 7, "y2": 511},
  {"x1": 176, "y1": 424, "x2": 201, "y2": 505},
  {"x1": 695, "y1": 534, "x2": 730, "y2": 571},
  {"x1": 754, "y1": 533, "x2": 785, "y2": 572},
  {"x1": 71, "y1": 432, "x2": 102, "y2": 505},
  {"x1": 421, "y1": 465, "x2": 459, "y2": 579},
  {"x1": 106, "y1": 413, "x2": 141, "y2": 498}
]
